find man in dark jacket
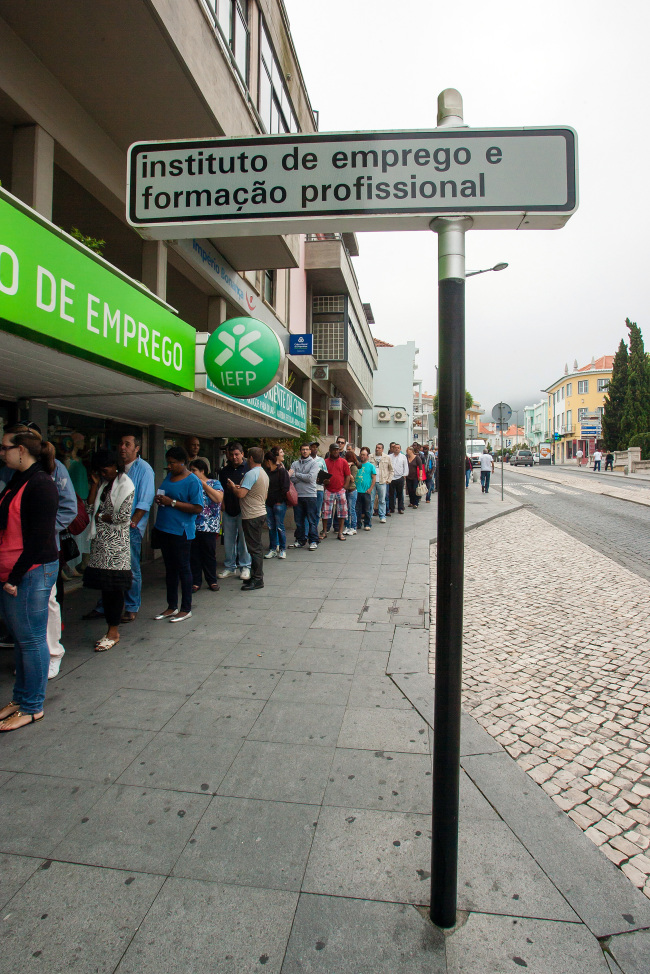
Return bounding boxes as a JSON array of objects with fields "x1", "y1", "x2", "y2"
[{"x1": 218, "y1": 442, "x2": 251, "y2": 581}]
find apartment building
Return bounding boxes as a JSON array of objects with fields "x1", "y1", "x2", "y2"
[
  {"x1": 0, "y1": 0, "x2": 374, "y2": 481},
  {"x1": 542, "y1": 356, "x2": 613, "y2": 462}
]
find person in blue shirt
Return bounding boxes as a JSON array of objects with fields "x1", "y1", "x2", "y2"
[
  {"x1": 354, "y1": 447, "x2": 377, "y2": 531},
  {"x1": 84, "y1": 434, "x2": 155, "y2": 624},
  {"x1": 153, "y1": 446, "x2": 203, "y2": 623}
]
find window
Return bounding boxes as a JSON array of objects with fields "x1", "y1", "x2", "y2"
[
  {"x1": 566, "y1": 382, "x2": 572, "y2": 396},
  {"x1": 263, "y1": 269, "x2": 275, "y2": 306},
  {"x1": 561, "y1": 386, "x2": 565, "y2": 400},
  {"x1": 206, "y1": 1, "x2": 249, "y2": 82},
  {"x1": 578, "y1": 380, "x2": 589, "y2": 394},
  {"x1": 578, "y1": 408, "x2": 588, "y2": 421},
  {"x1": 259, "y1": 23, "x2": 298, "y2": 134},
  {"x1": 566, "y1": 409, "x2": 572, "y2": 429},
  {"x1": 598, "y1": 378, "x2": 610, "y2": 392}
]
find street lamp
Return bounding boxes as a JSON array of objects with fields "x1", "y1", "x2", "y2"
[{"x1": 465, "y1": 262, "x2": 509, "y2": 278}]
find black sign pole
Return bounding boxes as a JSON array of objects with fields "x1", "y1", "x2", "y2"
[{"x1": 429, "y1": 88, "x2": 471, "y2": 930}]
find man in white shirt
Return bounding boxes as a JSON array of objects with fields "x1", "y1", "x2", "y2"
[
  {"x1": 370, "y1": 443, "x2": 393, "y2": 523},
  {"x1": 479, "y1": 449, "x2": 495, "y2": 493},
  {"x1": 593, "y1": 449, "x2": 602, "y2": 472},
  {"x1": 388, "y1": 442, "x2": 408, "y2": 514}
]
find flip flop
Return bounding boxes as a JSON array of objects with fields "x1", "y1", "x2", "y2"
[
  {"x1": 337, "y1": 535, "x2": 347, "y2": 541},
  {"x1": 0, "y1": 701, "x2": 20, "y2": 721},
  {"x1": 0, "y1": 710, "x2": 44, "y2": 732},
  {"x1": 94, "y1": 637, "x2": 119, "y2": 652}
]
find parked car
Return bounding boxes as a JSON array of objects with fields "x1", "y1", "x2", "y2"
[
  {"x1": 512, "y1": 449, "x2": 534, "y2": 467},
  {"x1": 533, "y1": 453, "x2": 540, "y2": 464}
]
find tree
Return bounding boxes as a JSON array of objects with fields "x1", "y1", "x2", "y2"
[
  {"x1": 620, "y1": 319, "x2": 650, "y2": 449},
  {"x1": 602, "y1": 337, "x2": 628, "y2": 451},
  {"x1": 432, "y1": 390, "x2": 474, "y2": 428}
]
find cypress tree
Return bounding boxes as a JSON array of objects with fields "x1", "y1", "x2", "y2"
[
  {"x1": 602, "y1": 337, "x2": 628, "y2": 450},
  {"x1": 620, "y1": 319, "x2": 650, "y2": 448}
]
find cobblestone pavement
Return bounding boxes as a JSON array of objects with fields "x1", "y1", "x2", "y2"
[
  {"x1": 430, "y1": 507, "x2": 650, "y2": 901},
  {"x1": 501, "y1": 468, "x2": 650, "y2": 583}
]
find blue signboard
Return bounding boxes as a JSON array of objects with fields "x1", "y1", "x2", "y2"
[{"x1": 289, "y1": 334, "x2": 313, "y2": 355}]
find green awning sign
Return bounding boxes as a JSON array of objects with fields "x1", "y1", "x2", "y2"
[
  {"x1": 204, "y1": 316, "x2": 285, "y2": 398},
  {"x1": 0, "y1": 188, "x2": 196, "y2": 390}
]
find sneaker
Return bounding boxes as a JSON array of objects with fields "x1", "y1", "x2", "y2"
[
  {"x1": 309, "y1": 542, "x2": 318, "y2": 550},
  {"x1": 239, "y1": 567, "x2": 251, "y2": 581},
  {"x1": 278, "y1": 550, "x2": 287, "y2": 559},
  {"x1": 364, "y1": 526, "x2": 371, "y2": 531},
  {"x1": 48, "y1": 655, "x2": 63, "y2": 679},
  {"x1": 218, "y1": 569, "x2": 239, "y2": 578},
  {"x1": 342, "y1": 528, "x2": 350, "y2": 535},
  {"x1": 379, "y1": 518, "x2": 386, "y2": 523},
  {"x1": 288, "y1": 542, "x2": 305, "y2": 548},
  {"x1": 349, "y1": 528, "x2": 357, "y2": 535},
  {"x1": 264, "y1": 549, "x2": 279, "y2": 559}
]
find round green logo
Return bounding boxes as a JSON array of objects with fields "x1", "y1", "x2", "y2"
[{"x1": 204, "y1": 316, "x2": 285, "y2": 399}]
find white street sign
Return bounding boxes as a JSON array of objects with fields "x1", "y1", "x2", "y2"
[{"x1": 127, "y1": 128, "x2": 577, "y2": 238}]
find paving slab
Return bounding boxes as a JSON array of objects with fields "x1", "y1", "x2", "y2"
[
  {"x1": 247, "y1": 700, "x2": 346, "y2": 747},
  {"x1": 286, "y1": 645, "x2": 360, "y2": 673},
  {"x1": 323, "y1": 748, "x2": 433, "y2": 813},
  {"x1": 173, "y1": 796, "x2": 318, "y2": 890},
  {"x1": 0, "y1": 853, "x2": 44, "y2": 911},
  {"x1": 17, "y1": 722, "x2": 154, "y2": 783},
  {"x1": 0, "y1": 773, "x2": 108, "y2": 857},
  {"x1": 162, "y1": 690, "x2": 265, "y2": 737},
  {"x1": 51, "y1": 784, "x2": 210, "y2": 874},
  {"x1": 200, "y1": 665, "x2": 283, "y2": 699},
  {"x1": 607, "y1": 928, "x2": 650, "y2": 974},
  {"x1": 87, "y1": 687, "x2": 191, "y2": 731},
  {"x1": 362, "y1": 597, "x2": 427, "y2": 627},
  {"x1": 1, "y1": 860, "x2": 164, "y2": 972},
  {"x1": 281, "y1": 894, "x2": 446, "y2": 974},
  {"x1": 338, "y1": 707, "x2": 430, "y2": 753},
  {"x1": 270, "y1": 670, "x2": 353, "y2": 706},
  {"x1": 115, "y1": 730, "x2": 244, "y2": 794},
  {"x1": 114, "y1": 878, "x2": 298, "y2": 974},
  {"x1": 302, "y1": 805, "x2": 432, "y2": 903},
  {"x1": 347, "y1": 671, "x2": 413, "y2": 710},
  {"x1": 445, "y1": 912, "x2": 610, "y2": 974},
  {"x1": 387, "y1": 628, "x2": 430, "y2": 674},
  {"x1": 296, "y1": 628, "x2": 365, "y2": 651},
  {"x1": 462, "y1": 752, "x2": 650, "y2": 936},
  {"x1": 217, "y1": 740, "x2": 335, "y2": 804}
]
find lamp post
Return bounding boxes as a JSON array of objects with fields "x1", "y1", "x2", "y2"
[{"x1": 465, "y1": 262, "x2": 508, "y2": 277}]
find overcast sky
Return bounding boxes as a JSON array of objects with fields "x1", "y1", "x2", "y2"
[{"x1": 283, "y1": 0, "x2": 649, "y2": 418}]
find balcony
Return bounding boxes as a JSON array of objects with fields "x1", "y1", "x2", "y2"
[{"x1": 305, "y1": 234, "x2": 361, "y2": 294}]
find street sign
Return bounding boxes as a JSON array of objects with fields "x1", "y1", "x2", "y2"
[
  {"x1": 127, "y1": 128, "x2": 577, "y2": 238},
  {"x1": 492, "y1": 401, "x2": 512, "y2": 422},
  {"x1": 329, "y1": 396, "x2": 342, "y2": 410},
  {"x1": 203, "y1": 316, "x2": 284, "y2": 398},
  {"x1": 289, "y1": 333, "x2": 313, "y2": 355}
]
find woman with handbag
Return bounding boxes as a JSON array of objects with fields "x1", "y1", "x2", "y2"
[
  {"x1": 0, "y1": 426, "x2": 59, "y2": 732},
  {"x1": 263, "y1": 449, "x2": 291, "y2": 559},
  {"x1": 343, "y1": 450, "x2": 359, "y2": 535},
  {"x1": 83, "y1": 450, "x2": 134, "y2": 651},
  {"x1": 188, "y1": 458, "x2": 223, "y2": 591},
  {"x1": 406, "y1": 446, "x2": 425, "y2": 508}
]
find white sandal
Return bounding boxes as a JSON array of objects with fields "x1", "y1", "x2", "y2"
[{"x1": 94, "y1": 636, "x2": 119, "y2": 652}]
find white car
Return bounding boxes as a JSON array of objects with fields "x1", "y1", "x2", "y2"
[{"x1": 533, "y1": 453, "x2": 540, "y2": 464}]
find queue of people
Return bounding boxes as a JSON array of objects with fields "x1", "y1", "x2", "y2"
[{"x1": 0, "y1": 432, "x2": 436, "y2": 734}]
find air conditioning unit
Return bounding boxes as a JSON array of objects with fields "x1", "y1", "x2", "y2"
[
  {"x1": 376, "y1": 407, "x2": 391, "y2": 422},
  {"x1": 393, "y1": 409, "x2": 407, "y2": 423}
]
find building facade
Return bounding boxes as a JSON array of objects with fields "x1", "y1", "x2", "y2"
[
  {"x1": 362, "y1": 339, "x2": 416, "y2": 449},
  {"x1": 543, "y1": 356, "x2": 613, "y2": 462},
  {"x1": 0, "y1": 0, "x2": 374, "y2": 502},
  {"x1": 523, "y1": 401, "x2": 548, "y2": 450}
]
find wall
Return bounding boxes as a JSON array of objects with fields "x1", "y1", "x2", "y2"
[{"x1": 362, "y1": 341, "x2": 416, "y2": 448}]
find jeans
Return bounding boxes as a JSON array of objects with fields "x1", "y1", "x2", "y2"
[
  {"x1": 0, "y1": 561, "x2": 58, "y2": 714},
  {"x1": 191, "y1": 531, "x2": 218, "y2": 588},
  {"x1": 294, "y1": 496, "x2": 320, "y2": 545},
  {"x1": 480, "y1": 470, "x2": 491, "y2": 492},
  {"x1": 266, "y1": 502, "x2": 287, "y2": 551},
  {"x1": 465, "y1": 468, "x2": 471, "y2": 488},
  {"x1": 356, "y1": 490, "x2": 372, "y2": 528},
  {"x1": 389, "y1": 477, "x2": 405, "y2": 512},
  {"x1": 158, "y1": 530, "x2": 193, "y2": 612},
  {"x1": 223, "y1": 512, "x2": 251, "y2": 571},
  {"x1": 594, "y1": 460, "x2": 601, "y2": 471},
  {"x1": 96, "y1": 527, "x2": 142, "y2": 615},
  {"x1": 345, "y1": 490, "x2": 358, "y2": 530},
  {"x1": 426, "y1": 476, "x2": 436, "y2": 500},
  {"x1": 242, "y1": 515, "x2": 265, "y2": 581},
  {"x1": 371, "y1": 482, "x2": 387, "y2": 518},
  {"x1": 316, "y1": 490, "x2": 324, "y2": 520},
  {"x1": 406, "y1": 479, "x2": 420, "y2": 507}
]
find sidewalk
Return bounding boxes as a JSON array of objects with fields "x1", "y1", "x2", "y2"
[{"x1": 0, "y1": 491, "x2": 648, "y2": 973}]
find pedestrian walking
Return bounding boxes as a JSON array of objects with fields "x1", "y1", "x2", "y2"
[
  {"x1": 593, "y1": 449, "x2": 602, "y2": 472},
  {"x1": 605, "y1": 450, "x2": 614, "y2": 472},
  {"x1": 389, "y1": 442, "x2": 408, "y2": 514},
  {"x1": 576, "y1": 449, "x2": 584, "y2": 466},
  {"x1": 355, "y1": 447, "x2": 376, "y2": 530},
  {"x1": 263, "y1": 449, "x2": 290, "y2": 559},
  {"x1": 370, "y1": 443, "x2": 393, "y2": 523},
  {"x1": 289, "y1": 443, "x2": 320, "y2": 550},
  {"x1": 480, "y1": 448, "x2": 495, "y2": 493},
  {"x1": 0, "y1": 426, "x2": 59, "y2": 733},
  {"x1": 227, "y1": 447, "x2": 269, "y2": 591},
  {"x1": 189, "y1": 459, "x2": 223, "y2": 591},
  {"x1": 218, "y1": 442, "x2": 251, "y2": 581},
  {"x1": 320, "y1": 443, "x2": 351, "y2": 541},
  {"x1": 83, "y1": 450, "x2": 134, "y2": 651},
  {"x1": 153, "y1": 447, "x2": 203, "y2": 623}
]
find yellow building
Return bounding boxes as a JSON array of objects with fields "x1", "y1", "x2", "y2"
[{"x1": 543, "y1": 356, "x2": 613, "y2": 462}]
